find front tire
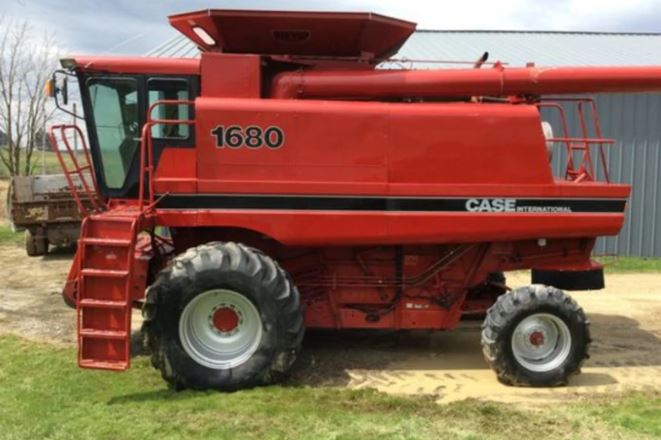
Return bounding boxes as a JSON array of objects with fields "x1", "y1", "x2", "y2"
[
  {"x1": 142, "y1": 242, "x2": 304, "y2": 390},
  {"x1": 481, "y1": 285, "x2": 590, "y2": 386}
]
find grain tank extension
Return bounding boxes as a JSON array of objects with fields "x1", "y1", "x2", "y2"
[{"x1": 47, "y1": 9, "x2": 661, "y2": 390}]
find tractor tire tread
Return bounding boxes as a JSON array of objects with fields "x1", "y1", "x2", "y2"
[
  {"x1": 142, "y1": 241, "x2": 304, "y2": 390},
  {"x1": 481, "y1": 285, "x2": 590, "y2": 387}
]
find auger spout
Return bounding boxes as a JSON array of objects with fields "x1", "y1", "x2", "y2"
[{"x1": 271, "y1": 65, "x2": 661, "y2": 99}]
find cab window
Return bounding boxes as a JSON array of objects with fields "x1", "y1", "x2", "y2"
[
  {"x1": 87, "y1": 77, "x2": 139, "y2": 189},
  {"x1": 148, "y1": 79, "x2": 191, "y2": 140}
]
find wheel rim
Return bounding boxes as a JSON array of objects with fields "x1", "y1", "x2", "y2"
[
  {"x1": 511, "y1": 313, "x2": 572, "y2": 372},
  {"x1": 179, "y1": 289, "x2": 263, "y2": 370}
]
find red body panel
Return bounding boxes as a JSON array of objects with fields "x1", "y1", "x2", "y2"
[
  {"x1": 192, "y1": 98, "x2": 551, "y2": 187},
  {"x1": 155, "y1": 210, "x2": 624, "y2": 247},
  {"x1": 200, "y1": 53, "x2": 262, "y2": 98},
  {"x1": 149, "y1": 95, "x2": 628, "y2": 246}
]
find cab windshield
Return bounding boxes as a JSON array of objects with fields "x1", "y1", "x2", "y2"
[{"x1": 87, "y1": 77, "x2": 139, "y2": 189}]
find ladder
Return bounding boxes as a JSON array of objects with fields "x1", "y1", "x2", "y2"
[
  {"x1": 48, "y1": 124, "x2": 148, "y2": 369},
  {"x1": 76, "y1": 209, "x2": 143, "y2": 370},
  {"x1": 51, "y1": 101, "x2": 193, "y2": 370}
]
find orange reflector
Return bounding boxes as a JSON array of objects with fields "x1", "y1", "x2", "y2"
[{"x1": 44, "y1": 79, "x2": 55, "y2": 98}]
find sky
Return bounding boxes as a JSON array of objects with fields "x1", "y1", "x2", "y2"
[{"x1": 3, "y1": 0, "x2": 661, "y2": 55}]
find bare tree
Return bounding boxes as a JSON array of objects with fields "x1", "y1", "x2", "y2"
[{"x1": 0, "y1": 15, "x2": 58, "y2": 176}]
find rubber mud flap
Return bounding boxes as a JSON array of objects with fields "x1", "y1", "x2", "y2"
[{"x1": 531, "y1": 268, "x2": 604, "y2": 291}]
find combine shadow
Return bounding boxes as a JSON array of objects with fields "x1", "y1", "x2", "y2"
[
  {"x1": 112, "y1": 313, "x2": 658, "y2": 402},
  {"x1": 286, "y1": 325, "x2": 489, "y2": 387},
  {"x1": 285, "y1": 313, "x2": 660, "y2": 388},
  {"x1": 585, "y1": 313, "x2": 661, "y2": 368}
]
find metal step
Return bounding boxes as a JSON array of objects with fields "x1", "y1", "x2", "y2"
[
  {"x1": 81, "y1": 268, "x2": 129, "y2": 278},
  {"x1": 80, "y1": 329, "x2": 128, "y2": 339},
  {"x1": 79, "y1": 299, "x2": 128, "y2": 308},
  {"x1": 79, "y1": 359, "x2": 129, "y2": 371},
  {"x1": 90, "y1": 213, "x2": 141, "y2": 222},
  {"x1": 81, "y1": 237, "x2": 132, "y2": 247}
]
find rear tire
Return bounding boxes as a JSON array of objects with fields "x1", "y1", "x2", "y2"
[
  {"x1": 142, "y1": 242, "x2": 304, "y2": 391},
  {"x1": 481, "y1": 285, "x2": 590, "y2": 386},
  {"x1": 25, "y1": 228, "x2": 48, "y2": 256},
  {"x1": 487, "y1": 271, "x2": 506, "y2": 286}
]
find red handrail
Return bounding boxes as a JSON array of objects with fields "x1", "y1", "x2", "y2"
[
  {"x1": 138, "y1": 100, "x2": 196, "y2": 211},
  {"x1": 48, "y1": 124, "x2": 105, "y2": 216},
  {"x1": 537, "y1": 98, "x2": 614, "y2": 182}
]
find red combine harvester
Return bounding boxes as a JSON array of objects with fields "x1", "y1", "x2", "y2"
[{"x1": 47, "y1": 9, "x2": 661, "y2": 390}]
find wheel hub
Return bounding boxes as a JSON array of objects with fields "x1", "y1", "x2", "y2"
[
  {"x1": 179, "y1": 289, "x2": 263, "y2": 370},
  {"x1": 511, "y1": 313, "x2": 572, "y2": 372},
  {"x1": 211, "y1": 305, "x2": 241, "y2": 334},
  {"x1": 528, "y1": 330, "x2": 545, "y2": 347}
]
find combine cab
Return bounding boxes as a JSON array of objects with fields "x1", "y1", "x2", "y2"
[{"x1": 47, "y1": 9, "x2": 661, "y2": 390}]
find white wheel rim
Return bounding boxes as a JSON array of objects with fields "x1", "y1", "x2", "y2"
[
  {"x1": 179, "y1": 289, "x2": 263, "y2": 370},
  {"x1": 511, "y1": 313, "x2": 572, "y2": 372}
]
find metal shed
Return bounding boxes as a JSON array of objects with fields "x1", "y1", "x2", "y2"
[{"x1": 148, "y1": 30, "x2": 661, "y2": 256}]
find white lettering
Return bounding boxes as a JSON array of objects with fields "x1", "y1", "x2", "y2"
[
  {"x1": 465, "y1": 198, "x2": 517, "y2": 212},
  {"x1": 466, "y1": 199, "x2": 481, "y2": 212}
]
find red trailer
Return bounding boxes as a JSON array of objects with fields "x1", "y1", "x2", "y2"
[{"x1": 47, "y1": 9, "x2": 659, "y2": 390}]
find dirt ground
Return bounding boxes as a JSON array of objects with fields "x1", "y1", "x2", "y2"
[{"x1": 0, "y1": 240, "x2": 659, "y2": 404}]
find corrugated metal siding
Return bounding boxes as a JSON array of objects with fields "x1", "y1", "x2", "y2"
[
  {"x1": 394, "y1": 31, "x2": 661, "y2": 67},
  {"x1": 543, "y1": 93, "x2": 661, "y2": 257}
]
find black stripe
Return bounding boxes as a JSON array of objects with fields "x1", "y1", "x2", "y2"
[{"x1": 156, "y1": 194, "x2": 626, "y2": 213}]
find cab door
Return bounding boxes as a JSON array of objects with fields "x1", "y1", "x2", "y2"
[
  {"x1": 146, "y1": 77, "x2": 198, "y2": 194},
  {"x1": 80, "y1": 73, "x2": 198, "y2": 199}
]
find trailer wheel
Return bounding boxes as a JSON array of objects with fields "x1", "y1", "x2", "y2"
[
  {"x1": 25, "y1": 228, "x2": 48, "y2": 257},
  {"x1": 142, "y1": 242, "x2": 304, "y2": 391},
  {"x1": 481, "y1": 285, "x2": 590, "y2": 386}
]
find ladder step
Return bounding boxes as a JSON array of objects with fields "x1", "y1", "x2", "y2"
[
  {"x1": 79, "y1": 359, "x2": 129, "y2": 371},
  {"x1": 81, "y1": 268, "x2": 129, "y2": 278},
  {"x1": 82, "y1": 237, "x2": 131, "y2": 246},
  {"x1": 79, "y1": 299, "x2": 128, "y2": 308},
  {"x1": 90, "y1": 213, "x2": 140, "y2": 222},
  {"x1": 80, "y1": 329, "x2": 128, "y2": 339}
]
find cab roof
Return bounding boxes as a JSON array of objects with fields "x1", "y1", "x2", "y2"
[{"x1": 62, "y1": 56, "x2": 200, "y2": 75}]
